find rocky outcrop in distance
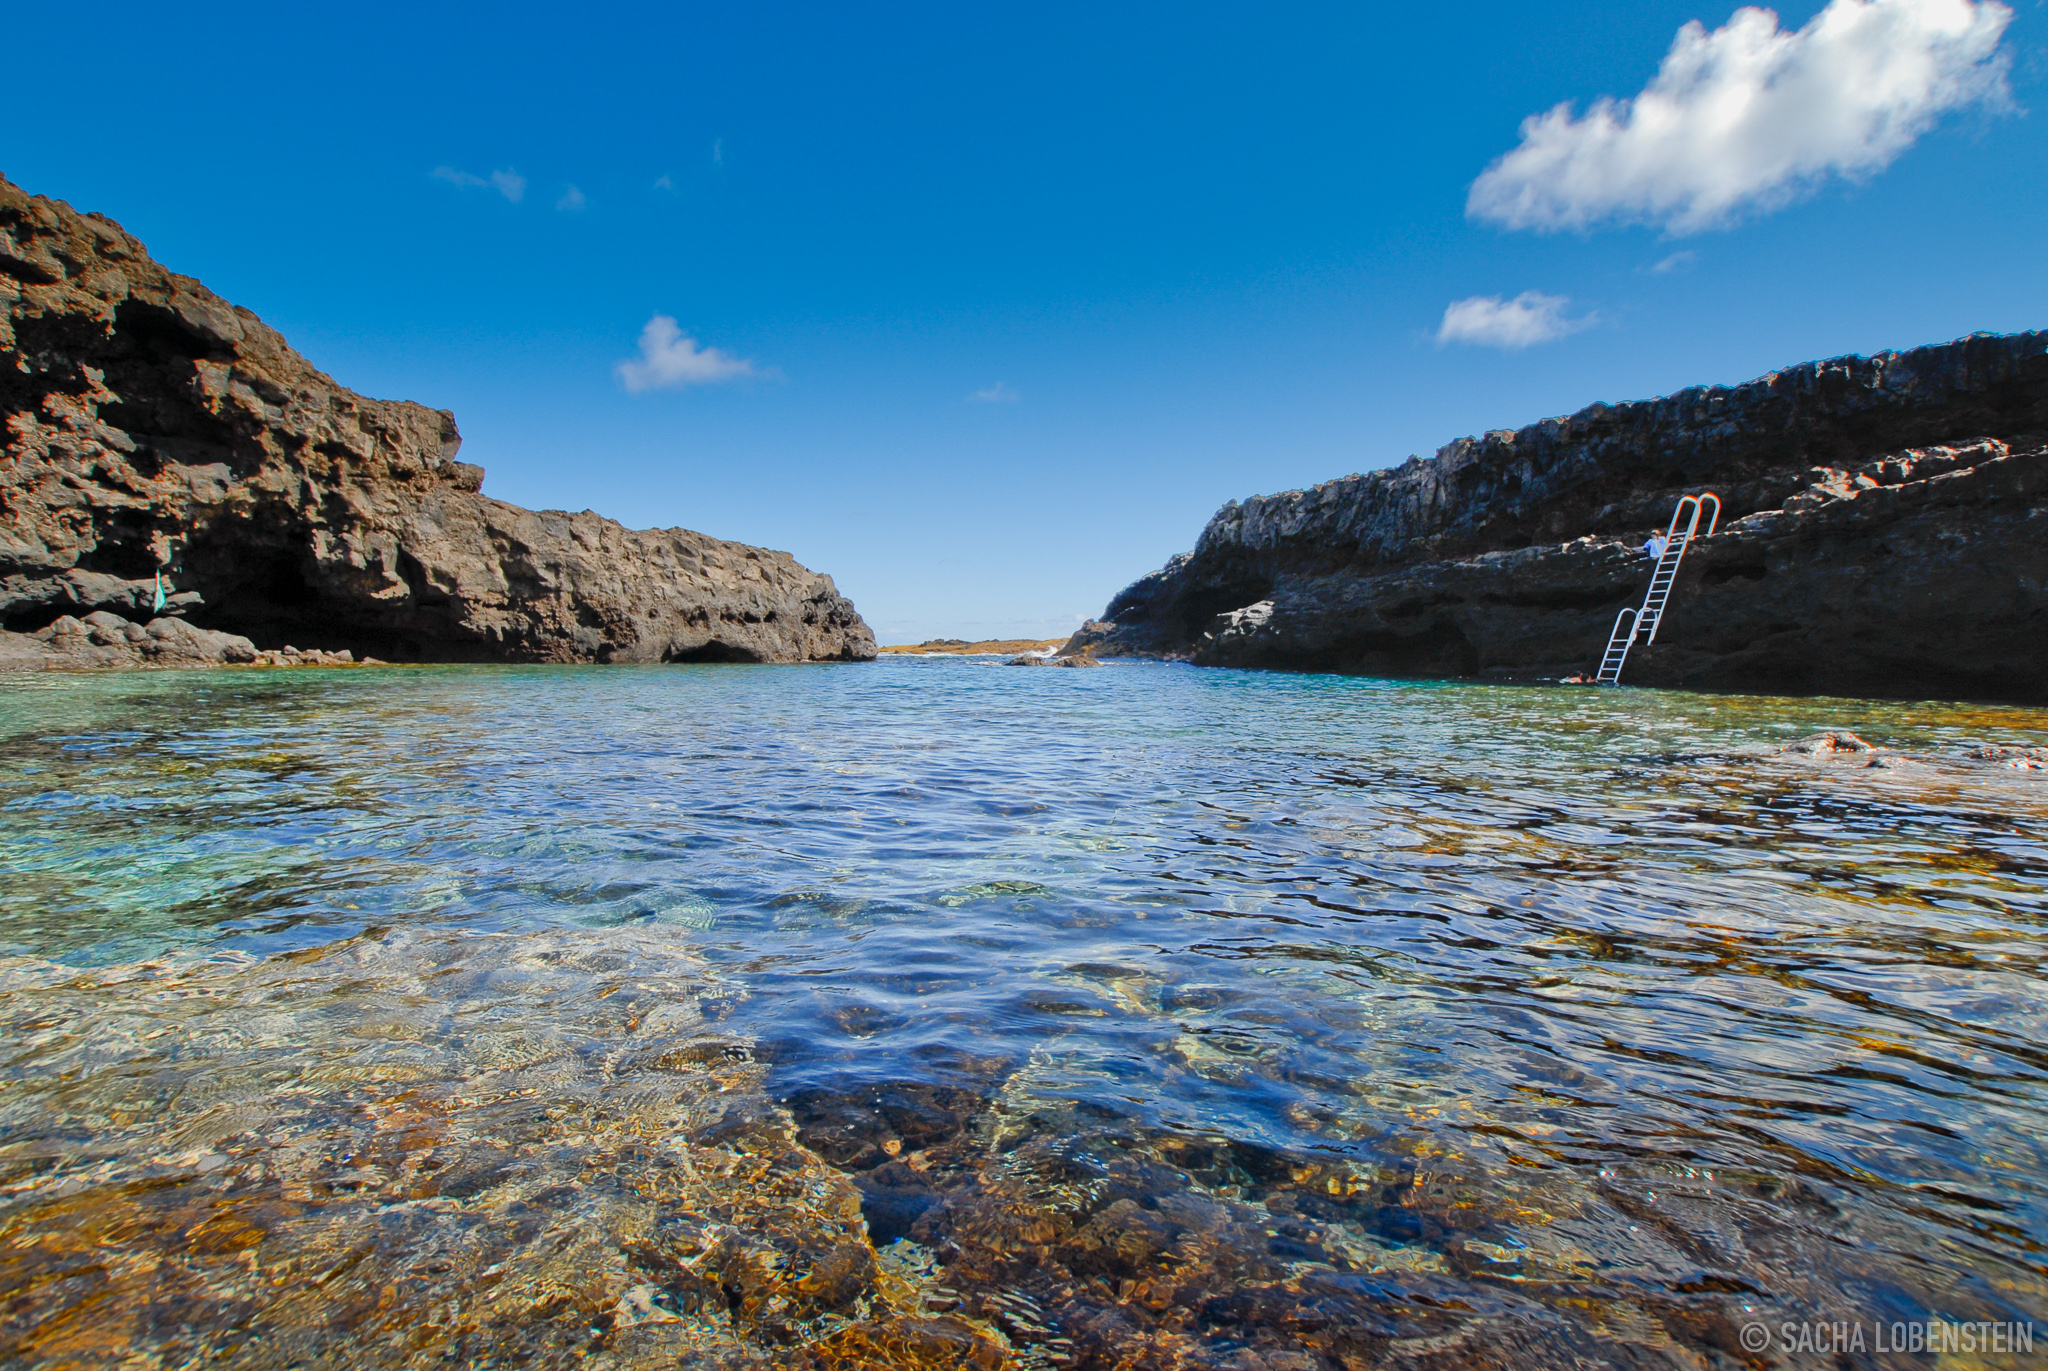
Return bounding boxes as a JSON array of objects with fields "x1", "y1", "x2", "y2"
[
  {"x1": 1067, "y1": 330, "x2": 2048, "y2": 701},
  {"x1": 878, "y1": 638, "x2": 1067, "y2": 656},
  {"x1": 0, "y1": 175, "x2": 875, "y2": 670}
]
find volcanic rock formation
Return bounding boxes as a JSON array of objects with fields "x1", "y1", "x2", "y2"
[
  {"x1": 1067, "y1": 331, "x2": 2048, "y2": 701},
  {"x1": 0, "y1": 175, "x2": 875, "y2": 669}
]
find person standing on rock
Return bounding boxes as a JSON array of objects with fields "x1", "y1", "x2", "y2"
[{"x1": 148, "y1": 532, "x2": 182, "y2": 615}]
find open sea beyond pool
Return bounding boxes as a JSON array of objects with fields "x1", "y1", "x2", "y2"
[{"x1": 1, "y1": 658, "x2": 2045, "y2": 1369}]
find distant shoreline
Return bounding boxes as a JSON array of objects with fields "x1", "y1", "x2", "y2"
[{"x1": 878, "y1": 638, "x2": 1065, "y2": 656}]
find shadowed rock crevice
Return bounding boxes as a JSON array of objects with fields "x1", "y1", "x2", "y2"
[
  {"x1": 664, "y1": 640, "x2": 766, "y2": 664},
  {"x1": 1069, "y1": 336, "x2": 2048, "y2": 701},
  {"x1": 0, "y1": 175, "x2": 877, "y2": 670}
]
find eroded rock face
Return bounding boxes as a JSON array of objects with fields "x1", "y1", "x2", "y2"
[
  {"x1": 0, "y1": 176, "x2": 875, "y2": 667},
  {"x1": 1068, "y1": 333, "x2": 2048, "y2": 701}
]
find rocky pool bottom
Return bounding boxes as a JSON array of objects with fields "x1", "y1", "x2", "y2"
[{"x1": 1, "y1": 660, "x2": 2044, "y2": 1369}]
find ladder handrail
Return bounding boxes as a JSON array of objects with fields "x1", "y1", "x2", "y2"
[
  {"x1": 1596, "y1": 492, "x2": 1717, "y2": 682},
  {"x1": 1664, "y1": 493, "x2": 1720, "y2": 542},
  {"x1": 1644, "y1": 496, "x2": 1713, "y2": 644},
  {"x1": 1594, "y1": 608, "x2": 1639, "y2": 684}
]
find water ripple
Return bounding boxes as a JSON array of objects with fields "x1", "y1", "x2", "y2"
[{"x1": 1, "y1": 659, "x2": 2044, "y2": 1365}]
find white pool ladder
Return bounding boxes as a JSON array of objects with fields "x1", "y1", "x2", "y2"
[{"x1": 1596, "y1": 493, "x2": 1720, "y2": 685}]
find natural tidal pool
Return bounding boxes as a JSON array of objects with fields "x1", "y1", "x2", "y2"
[{"x1": 0, "y1": 658, "x2": 2044, "y2": 1369}]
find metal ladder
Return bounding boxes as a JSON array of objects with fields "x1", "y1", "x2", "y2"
[{"x1": 1595, "y1": 493, "x2": 1719, "y2": 685}]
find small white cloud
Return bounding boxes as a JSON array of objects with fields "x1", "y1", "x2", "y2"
[
  {"x1": 1468, "y1": 0, "x2": 2014, "y2": 235},
  {"x1": 556, "y1": 184, "x2": 586, "y2": 212},
  {"x1": 434, "y1": 166, "x2": 528, "y2": 203},
  {"x1": 653, "y1": 173, "x2": 675, "y2": 193},
  {"x1": 967, "y1": 381, "x2": 1020, "y2": 403},
  {"x1": 615, "y1": 315, "x2": 759, "y2": 392},
  {"x1": 1650, "y1": 250, "x2": 1699, "y2": 274},
  {"x1": 713, "y1": 138, "x2": 724, "y2": 165},
  {"x1": 1436, "y1": 292, "x2": 1594, "y2": 349}
]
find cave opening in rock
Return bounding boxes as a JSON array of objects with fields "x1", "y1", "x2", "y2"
[
  {"x1": 174, "y1": 539, "x2": 321, "y2": 644},
  {"x1": 1, "y1": 604, "x2": 79, "y2": 635},
  {"x1": 71, "y1": 516, "x2": 167, "y2": 583},
  {"x1": 1176, "y1": 578, "x2": 1275, "y2": 639},
  {"x1": 665, "y1": 640, "x2": 765, "y2": 664}
]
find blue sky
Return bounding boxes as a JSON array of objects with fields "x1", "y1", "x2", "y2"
[{"x1": 8, "y1": 1, "x2": 2044, "y2": 643}]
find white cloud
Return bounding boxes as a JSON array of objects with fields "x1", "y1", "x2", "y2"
[
  {"x1": 1435, "y1": 292, "x2": 1594, "y2": 349},
  {"x1": 967, "y1": 381, "x2": 1019, "y2": 403},
  {"x1": 615, "y1": 316, "x2": 759, "y2": 392},
  {"x1": 432, "y1": 166, "x2": 527, "y2": 203},
  {"x1": 1651, "y1": 249, "x2": 1699, "y2": 273},
  {"x1": 653, "y1": 173, "x2": 675, "y2": 193},
  {"x1": 556, "y1": 184, "x2": 586, "y2": 212},
  {"x1": 713, "y1": 138, "x2": 724, "y2": 165},
  {"x1": 1467, "y1": 0, "x2": 2013, "y2": 234}
]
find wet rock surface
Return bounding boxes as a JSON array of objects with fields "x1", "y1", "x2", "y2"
[
  {"x1": 0, "y1": 176, "x2": 874, "y2": 666},
  {"x1": 1067, "y1": 334, "x2": 2048, "y2": 701}
]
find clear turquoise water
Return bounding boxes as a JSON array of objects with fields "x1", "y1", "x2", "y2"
[{"x1": 2, "y1": 658, "x2": 2045, "y2": 1365}]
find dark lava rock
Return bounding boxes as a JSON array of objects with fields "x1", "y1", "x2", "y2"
[
  {"x1": 1065, "y1": 332, "x2": 2048, "y2": 701},
  {"x1": 1005, "y1": 654, "x2": 1101, "y2": 668},
  {"x1": 1, "y1": 175, "x2": 875, "y2": 668}
]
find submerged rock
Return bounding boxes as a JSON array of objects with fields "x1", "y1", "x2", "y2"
[
  {"x1": 1779, "y1": 730, "x2": 1875, "y2": 754},
  {"x1": 0, "y1": 927, "x2": 1002, "y2": 1369},
  {"x1": 1763, "y1": 732, "x2": 2048, "y2": 785},
  {"x1": 1066, "y1": 335, "x2": 2048, "y2": 701},
  {"x1": 1969, "y1": 743, "x2": 2048, "y2": 769},
  {"x1": 0, "y1": 176, "x2": 875, "y2": 667}
]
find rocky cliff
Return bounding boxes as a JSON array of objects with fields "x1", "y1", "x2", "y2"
[
  {"x1": 1067, "y1": 331, "x2": 2048, "y2": 701},
  {"x1": 0, "y1": 176, "x2": 875, "y2": 668}
]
